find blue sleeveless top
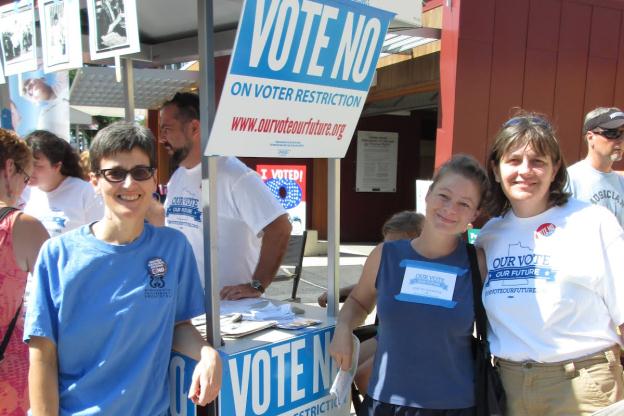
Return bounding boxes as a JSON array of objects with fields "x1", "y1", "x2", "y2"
[{"x1": 367, "y1": 239, "x2": 475, "y2": 409}]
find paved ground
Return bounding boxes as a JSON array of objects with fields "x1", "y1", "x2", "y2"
[{"x1": 265, "y1": 243, "x2": 375, "y2": 308}]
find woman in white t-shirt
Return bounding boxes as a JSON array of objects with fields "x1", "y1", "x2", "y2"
[
  {"x1": 23, "y1": 130, "x2": 103, "y2": 237},
  {"x1": 475, "y1": 112, "x2": 624, "y2": 415}
]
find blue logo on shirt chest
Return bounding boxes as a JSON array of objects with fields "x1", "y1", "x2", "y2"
[
  {"x1": 166, "y1": 197, "x2": 202, "y2": 222},
  {"x1": 144, "y1": 257, "x2": 172, "y2": 298}
]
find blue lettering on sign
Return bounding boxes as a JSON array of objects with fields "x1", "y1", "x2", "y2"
[
  {"x1": 231, "y1": 0, "x2": 394, "y2": 91},
  {"x1": 168, "y1": 327, "x2": 340, "y2": 416},
  {"x1": 409, "y1": 274, "x2": 448, "y2": 291}
]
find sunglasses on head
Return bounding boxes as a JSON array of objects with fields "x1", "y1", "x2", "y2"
[
  {"x1": 503, "y1": 116, "x2": 551, "y2": 129},
  {"x1": 593, "y1": 129, "x2": 624, "y2": 140},
  {"x1": 97, "y1": 165, "x2": 155, "y2": 183}
]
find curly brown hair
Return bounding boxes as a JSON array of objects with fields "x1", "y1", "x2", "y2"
[{"x1": 0, "y1": 128, "x2": 31, "y2": 173}]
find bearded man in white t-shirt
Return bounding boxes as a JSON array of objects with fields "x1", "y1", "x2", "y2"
[{"x1": 159, "y1": 92, "x2": 292, "y2": 300}]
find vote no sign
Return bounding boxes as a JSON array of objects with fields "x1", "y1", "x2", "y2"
[{"x1": 206, "y1": 0, "x2": 394, "y2": 158}]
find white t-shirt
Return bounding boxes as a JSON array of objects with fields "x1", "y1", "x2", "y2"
[
  {"x1": 475, "y1": 199, "x2": 624, "y2": 362},
  {"x1": 567, "y1": 159, "x2": 624, "y2": 227},
  {"x1": 164, "y1": 157, "x2": 286, "y2": 289},
  {"x1": 163, "y1": 163, "x2": 204, "y2": 284},
  {"x1": 24, "y1": 176, "x2": 104, "y2": 237}
]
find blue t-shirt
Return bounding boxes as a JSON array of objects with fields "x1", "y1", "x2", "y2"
[
  {"x1": 368, "y1": 239, "x2": 475, "y2": 409},
  {"x1": 24, "y1": 223, "x2": 205, "y2": 415}
]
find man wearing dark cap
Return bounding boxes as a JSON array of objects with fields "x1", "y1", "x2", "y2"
[{"x1": 568, "y1": 107, "x2": 624, "y2": 226}]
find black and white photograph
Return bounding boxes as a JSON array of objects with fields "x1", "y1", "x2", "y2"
[
  {"x1": 95, "y1": 0, "x2": 127, "y2": 51},
  {"x1": 39, "y1": 0, "x2": 83, "y2": 73},
  {"x1": 87, "y1": 0, "x2": 139, "y2": 60},
  {"x1": 44, "y1": 2, "x2": 68, "y2": 66},
  {"x1": 0, "y1": 0, "x2": 37, "y2": 76}
]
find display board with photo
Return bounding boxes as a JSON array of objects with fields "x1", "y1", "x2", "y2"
[
  {"x1": 39, "y1": 0, "x2": 83, "y2": 73},
  {"x1": 0, "y1": 0, "x2": 37, "y2": 76},
  {"x1": 9, "y1": 68, "x2": 70, "y2": 140},
  {"x1": 86, "y1": 0, "x2": 140, "y2": 60}
]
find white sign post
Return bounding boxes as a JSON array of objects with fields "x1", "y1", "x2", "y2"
[{"x1": 206, "y1": 0, "x2": 395, "y2": 158}]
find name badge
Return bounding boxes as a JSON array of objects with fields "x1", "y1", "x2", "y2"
[{"x1": 394, "y1": 260, "x2": 466, "y2": 308}]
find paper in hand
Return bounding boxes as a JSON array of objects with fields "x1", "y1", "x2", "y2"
[{"x1": 330, "y1": 333, "x2": 360, "y2": 407}]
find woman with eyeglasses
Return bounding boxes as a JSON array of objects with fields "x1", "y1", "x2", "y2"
[
  {"x1": 24, "y1": 122, "x2": 221, "y2": 415},
  {"x1": 23, "y1": 130, "x2": 103, "y2": 237},
  {"x1": 475, "y1": 111, "x2": 624, "y2": 415},
  {"x1": 0, "y1": 128, "x2": 49, "y2": 415}
]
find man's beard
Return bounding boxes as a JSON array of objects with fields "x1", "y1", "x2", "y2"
[{"x1": 172, "y1": 146, "x2": 190, "y2": 166}]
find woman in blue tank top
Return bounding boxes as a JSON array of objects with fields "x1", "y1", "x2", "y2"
[{"x1": 329, "y1": 155, "x2": 489, "y2": 416}]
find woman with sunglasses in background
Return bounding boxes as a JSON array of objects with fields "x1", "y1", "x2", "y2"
[
  {"x1": 0, "y1": 128, "x2": 48, "y2": 415},
  {"x1": 330, "y1": 155, "x2": 489, "y2": 416},
  {"x1": 23, "y1": 130, "x2": 103, "y2": 237},
  {"x1": 567, "y1": 107, "x2": 624, "y2": 227},
  {"x1": 475, "y1": 111, "x2": 624, "y2": 415}
]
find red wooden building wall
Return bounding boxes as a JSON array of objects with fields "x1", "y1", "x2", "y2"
[{"x1": 437, "y1": 0, "x2": 624, "y2": 168}]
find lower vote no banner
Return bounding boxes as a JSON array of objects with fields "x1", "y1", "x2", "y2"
[{"x1": 257, "y1": 165, "x2": 306, "y2": 235}]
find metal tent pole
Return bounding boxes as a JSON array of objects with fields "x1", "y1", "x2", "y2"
[
  {"x1": 121, "y1": 58, "x2": 135, "y2": 122},
  {"x1": 327, "y1": 158, "x2": 341, "y2": 318},
  {"x1": 198, "y1": 0, "x2": 219, "y2": 415}
]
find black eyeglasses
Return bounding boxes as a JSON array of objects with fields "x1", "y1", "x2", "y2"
[
  {"x1": 593, "y1": 129, "x2": 624, "y2": 140},
  {"x1": 16, "y1": 166, "x2": 30, "y2": 184},
  {"x1": 97, "y1": 166, "x2": 155, "y2": 183}
]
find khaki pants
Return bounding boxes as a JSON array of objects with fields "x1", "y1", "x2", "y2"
[{"x1": 496, "y1": 346, "x2": 624, "y2": 416}]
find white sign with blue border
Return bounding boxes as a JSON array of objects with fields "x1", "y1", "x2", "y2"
[
  {"x1": 395, "y1": 260, "x2": 467, "y2": 308},
  {"x1": 206, "y1": 0, "x2": 394, "y2": 158},
  {"x1": 169, "y1": 326, "x2": 348, "y2": 416}
]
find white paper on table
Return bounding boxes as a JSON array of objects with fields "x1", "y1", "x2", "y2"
[
  {"x1": 220, "y1": 298, "x2": 269, "y2": 315},
  {"x1": 241, "y1": 303, "x2": 295, "y2": 321},
  {"x1": 330, "y1": 334, "x2": 360, "y2": 406}
]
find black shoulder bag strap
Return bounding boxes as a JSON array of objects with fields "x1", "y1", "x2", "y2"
[
  {"x1": 0, "y1": 206, "x2": 23, "y2": 362},
  {"x1": 467, "y1": 242, "x2": 489, "y2": 415},
  {"x1": 466, "y1": 243, "x2": 487, "y2": 341},
  {"x1": 467, "y1": 243, "x2": 507, "y2": 416}
]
